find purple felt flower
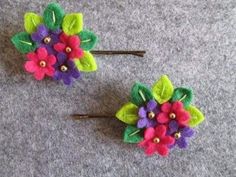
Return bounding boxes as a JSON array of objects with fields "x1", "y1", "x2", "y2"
[
  {"x1": 137, "y1": 100, "x2": 160, "y2": 128},
  {"x1": 31, "y1": 25, "x2": 61, "y2": 54},
  {"x1": 53, "y1": 53, "x2": 80, "y2": 85},
  {"x1": 168, "y1": 120, "x2": 194, "y2": 149}
]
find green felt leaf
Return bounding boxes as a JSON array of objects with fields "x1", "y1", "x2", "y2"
[
  {"x1": 152, "y1": 75, "x2": 174, "y2": 104},
  {"x1": 78, "y1": 30, "x2": 98, "y2": 51},
  {"x1": 74, "y1": 52, "x2": 97, "y2": 72},
  {"x1": 43, "y1": 3, "x2": 65, "y2": 30},
  {"x1": 24, "y1": 12, "x2": 43, "y2": 34},
  {"x1": 62, "y1": 13, "x2": 83, "y2": 35},
  {"x1": 123, "y1": 125, "x2": 143, "y2": 143},
  {"x1": 115, "y1": 102, "x2": 139, "y2": 125},
  {"x1": 171, "y1": 87, "x2": 193, "y2": 108},
  {"x1": 187, "y1": 105, "x2": 205, "y2": 127},
  {"x1": 11, "y1": 32, "x2": 37, "y2": 54},
  {"x1": 130, "y1": 82, "x2": 154, "y2": 107}
]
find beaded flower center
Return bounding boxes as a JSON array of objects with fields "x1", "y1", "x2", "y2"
[
  {"x1": 65, "y1": 47, "x2": 72, "y2": 53},
  {"x1": 60, "y1": 65, "x2": 68, "y2": 72},
  {"x1": 169, "y1": 113, "x2": 176, "y2": 119},
  {"x1": 153, "y1": 137, "x2": 160, "y2": 144},
  {"x1": 174, "y1": 132, "x2": 181, "y2": 139},
  {"x1": 39, "y1": 61, "x2": 47, "y2": 67},
  {"x1": 43, "y1": 36, "x2": 51, "y2": 44},
  {"x1": 148, "y1": 111, "x2": 155, "y2": 119}
]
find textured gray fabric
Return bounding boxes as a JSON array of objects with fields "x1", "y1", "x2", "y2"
[{"x1": 0, "y1": 0, "x2": 236, "y2": 176}]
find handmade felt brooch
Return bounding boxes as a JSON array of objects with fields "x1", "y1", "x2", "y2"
[
  {"x1": 11, "y1": 3, "x2": 145, "y2": 85},
  {"x1": 72, "y1": 75, "x2": 205, "y2": 157}
]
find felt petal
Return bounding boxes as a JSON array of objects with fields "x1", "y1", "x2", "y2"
[
  {"x1": 155, "y1": 125, "x2": 167, "y2": 138},
  {"x1": 168, "y1": 120, "x2": 179, "y2": 134},
  {"x1": 172, "y1": 101, "x2": 184, "y2": 111},
  {"x1": 46, "y1": 55, "x2": 56, "y2": 65},
  {"x1": 41, "y1": 44, "x2": 55, "y2": 55},
  {"x1": 63, "y1": 75, "x2": 72, "y2": 85},
  {"x1": 69, "y1": 48, "x2": 83, "y2": 59},
  {"x1": 50, "y1": 33, "x2": 60, "y2": 44},
  {"x1": 37, "y1": 25, "x2": 49, "y2": 37},
  {"x1": 34, "y1": 69, "x2": 45, "y2": 80},
  {"x1": 157, "y1": 113, "x2": 169, "y2": 124},
  {"x1": 177, "y1": 138, "x2": 188, "y2": 149},
  {"x1": 26, "y1": 52, "x2": 38, "y2": 62},
  {"x1": 137, "y1": 118, "x2": 147, "y2": 128},
  {"x1": 145, "y1": 143, "x2": 156, "y2": 156},
  {"x1": 31, "y1": 32, "x2": 44, "y2": 42},
  {"x1": 24, "y1": 61, "x2": 38, "y2": 73},
  {"x1": 144, "y1": 127, "x2": 155, "y2": 140},
  {"x1": 54, "y1": 43, "x2": 66, "y2": 52},
  {"x1": 147, "y1": 100, "x2": 157, "y2": 112},
  {"x1": 177, "y1": 111, "x2": 190, "y2": 125},
  {"x1": 57, "y1": 52, "x2": 67, "y2": 64},
  {"x1": 181, "y1": 127, "x2": 194, "y2": 137},
  {"x1": 138, "y1": 140, "x2": 148, "y2": 148},
  {"x1": 69, "y1": 36, "x2": 80, "y2": 47},
  {"x1": 156, "y1": 144, "x2": 169, "y2": 157},
  {"x1": 138, "y1": 107, "x2": 147, "y2": 118},
  {"x1": 146, "y1": 119, "x2": 157, "y2": 128},
  {"x1": 59, "y1": 33, "x2": 69, "y2": 44},
  {"x1": 71, "y1": 69, "x2": 80, "y2": 79},
  {"x1": 161, "y1": 136, "x2": 175, "y2": 145},
  {"x1": 45, "y1": 66, "x2": 55, "y2": 77},
  {"x1": 161, "y1": 102, "x2": 172, "y2": 113},
  {"x1": 37, "y1": 48, "x2": 48, "y2": 59}
]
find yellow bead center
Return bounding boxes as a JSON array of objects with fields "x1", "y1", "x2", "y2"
[
  {"x1": 60, "y1": 65, "x2": 68, "y2": 72},
  {"x1": 43, "y1": 37, "x2": 51, "y2": 44},
  {"x1": 39, "y1": 61, "x2": 47, "y2": 67},
  {"x1": 153, "y1": 137, "x2": 160, "y2": 144},
  {"x1": 65, "y1": 47, "x2": 72, "y2": 53},
  {"x1": 169, "y1": 113, "x2": 176, "y2": 119},
  {"x1": 148, "y1": 111, "x2": 155, "y2": 119},
  {"x1": 174, "y1": 132, "x2": 181, "y2": 139}
]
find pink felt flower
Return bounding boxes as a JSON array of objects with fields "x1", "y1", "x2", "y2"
[
  {"x1": 24, "y1": 47, "x2": 56, "y2": 80},
  {"x1": 139, "y1": 125, "x2": 175, "y2": 156},
  {"x1": 156, "y1": 101, "x2": 190, "y2": 126},
  {"x1": 54, "y1": 33, "x2": 83, "y2": 60}
]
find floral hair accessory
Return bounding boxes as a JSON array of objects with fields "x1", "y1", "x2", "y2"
[
  {"x1": 11, "y1": 3, "x2": 145, "y2": 85},
  {"x1": 72, "y1": 75, "x2": 205, "y2": 157}
]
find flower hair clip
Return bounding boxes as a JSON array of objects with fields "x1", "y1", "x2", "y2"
[
  {"x1": 72, "y1": 75, "x2": 205, "y2": 157},
  {"x1": 11, "y1": 3, "x2": 145, "y2": 85}
]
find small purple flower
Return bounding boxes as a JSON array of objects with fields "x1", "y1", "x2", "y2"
[
  {"x1": 168, "y1": 120, "x2": 194, "y2": 149},
  {"x1": 54, "y1": 53, "x2": 80, "y2": 85},
  {"x1": 31, "y1": 25, "x2": 61, "y2": 54},
  {"x1": 137, "y1": 100, "x2": 159, "y2": 128}
]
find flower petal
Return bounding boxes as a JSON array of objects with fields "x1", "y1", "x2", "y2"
[
  {"x1": 137, "y1": 118, "x2": 147, "y2": 128},
  {"x1": 54, "y1": 43, "x2": 66, "y2": 52},
  {"x1": 161, "y1": 102, "x2": 172, "y2": 113},
  {"x1": 37, "y1": 25, "x2": 49, "y2": 37},
  {"x1": 172, "y1": 101, "x2": 184, "y2": 111},
  {"x1": 62, "y1": 74, "x2": 72, "y2": 85},
  {"x1": 168, "y1": 120, "x2": 179, "y2": 134},
  {"x1": 144, "y1": 143, "x2": 156, "y2": 156},
  {"x1": 138, "y1": 107, "x2": 147, "y2": 118},
  {"x1": 69, "y1": 48, "x2": 83, "y2": 59},
  {"x1": 161, "y1": 136, "x2": 175, "y2": 145},
  {"x1": 155, "y1": 125, "x2": 167, "y2": 138},
  {"x1": 31, "y1": 33, "x2": 44, "y2": 42},
  {"x1": 146, "y1": 119, "x2": 157, "y2": 128},
  {"x1": 156, "y1": 112, "x2": 169, "y2": 124},
  {"x1": 146, "y1": 100, "x2": 157, "y2": 112},
  {"x1": 26, "y1": 52, "x2": 38, "y2": 62},
  {"x1": 60, "y1": 32, "x2": 69, "y2": 44},
  {"x1": 71, "y1": 69, "x2": 80, "y2": 79},
  {"x1": 37, "y1": 48, "x2": 48, "y2": 59},
  {"x1": 156, "y1": 144, "x2": 169, "y2": 157},
  {"x1": 177, "y1": 138, "x2": 188, "y2": 149},
  {"x1": 33, "y1": 69, "x2": 45, "y2": 80},
  {"x1": 177, "y1": 111, "x2": 190, "y2": 125},
  {"x1": 181, "y1": 127, "x2": 194, "y2": 137},
  {"x1": 46, "y1": 55, "x2": 56, "y2": 65},
  {"x1": 69, "y1": 35, "x2": 80, "y2": 48},
  {"x1": 45, "y1": 66, "x2": 55, "y2": 77},
  {"x1": 24, "y1": 61, "x2": 38, "y2": 73},
  {"x1": 144, "y1": 127, "x2": 155, "y2": 140}
]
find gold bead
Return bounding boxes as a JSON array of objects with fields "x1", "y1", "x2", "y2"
[
  {"x1": 65, "y1": 47, "x2": 72, "y2": 53},
  {"x1": 169, "y1": 113, "x2": 176, "y2": 119},
  {"x1": 148, "y1": 111, "x2": 155, "y2": 119},
  {"x1": 43, "y1": 37, "x2": 51, "y2": 44},
  {"x1": 60, "y1": 65, "x2": 68, "y2": 72},
  {"x1": 39, "y1": 61, "x2": 47, "y2": 67},
  {"x1": 153, "y1": 137, "x2": 160, "y2": 144},
  {"x1": 174, "y1": 132, "x2": 181, "y2": 139}
]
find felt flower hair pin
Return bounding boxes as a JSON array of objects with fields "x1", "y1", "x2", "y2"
[
  {"x1": 11, "y1": 3, "x2": 145, "y2": 85},
  {"x1": 72, "y1": 75, "x2": 205, "y2": 157}
]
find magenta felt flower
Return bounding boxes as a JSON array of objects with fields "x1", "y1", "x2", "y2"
[
  {"x1": 24, "y1": 47, "x2": 56, "y2": 80},
  {"x1": 54, "y1": 33, "x2": 83, "y2": 59},
  {"x1": 139, "y1": 125, "x2": 175, "y2": 156},
  {"x1": 156, "y1": 101, "x2": 190, "y2": 126}
]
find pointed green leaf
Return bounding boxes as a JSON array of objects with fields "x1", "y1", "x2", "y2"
[
  {"x1": 24, "y1": 12, "x2": 43, "y2": 34},
  {"x1": 187, "y1": 105, "x2": 205, "y2": 127},
  {"x1": 62, "y1": 13, "x2": 83, "y2": 35},
  {"x1": 171, "y1": 87, "x2": 193, "y2": 108},
  {"x1": 123, "y1": 125, "x2": 143, "y2": 143},
  {"x1": 11, "y1": 32, "x2": 37, "y2": 54},
  {"x1": 115, "y1": 102, "x2": 139, "y2": 125},
  {"x1": 152, "y1": 75, "x2": 174, "y2": 104},
  {"x1": 78, "y1": 30, "x2": 98, "y2": 51},
  {"x1": 43, "y1": 3, "x2": 65, "y2": 30},
  {"x1": 130, "y1": 82, "x2": 154, "y2": 107},
  {"x1": 74, "y1": 52, "x2": 97, "y2": 72}
]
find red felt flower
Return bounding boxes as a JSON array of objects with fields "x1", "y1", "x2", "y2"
[
  {"x1": 24, "y1": 47, "x2": 56, "y2": 80},
  {"x1": 156, "y1": 101, "x2": 190, "y2": 126},
  {"x1": 139, "y1": 125, "x2": 175, "y2": 156},
  {"x1": 54, "y1": 33, "x2": 83, "y2": 60}
]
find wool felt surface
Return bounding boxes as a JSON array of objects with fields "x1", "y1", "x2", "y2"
[{"x1": 0, "y1": 0, "x2": 235, "y2": 177}]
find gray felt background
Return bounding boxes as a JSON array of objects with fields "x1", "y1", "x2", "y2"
[{"x1": 0, "y1": 0, "x2": 236, "y2": 177}]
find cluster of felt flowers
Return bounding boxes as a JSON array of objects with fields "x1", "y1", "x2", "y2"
[
  {"x1": 11, "y1": 3, "x2": 98, "y2": 85},
  {"x1": 116, "y1": 75, "x2": 205, "y2": 156}
]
